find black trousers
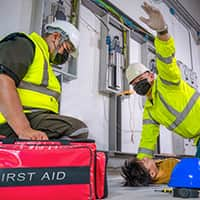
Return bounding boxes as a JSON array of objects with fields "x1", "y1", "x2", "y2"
[{"x1": 0, "y1": 110, "x2": 88, "y2": 139}]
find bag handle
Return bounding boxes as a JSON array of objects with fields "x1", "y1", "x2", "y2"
[
  {"x1": 0, "y1": 138, "x2": 95, "y2": 145},
  {"x1": 0, "y1": 138, "x2": 70, "y2": 145}
]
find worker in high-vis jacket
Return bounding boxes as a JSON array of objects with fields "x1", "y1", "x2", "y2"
[
  {"x1": 126, "y1": 2, "x2": 200, "y2": 162},
  {"x1": 0, "y1": 20, "x2": 88, "y2": 140}
]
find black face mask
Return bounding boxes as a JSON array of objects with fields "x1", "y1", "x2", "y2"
[
  {"x1": 50, "y1": 49, "x2": 69, "y2": 65},
  {"x1": 133, "y1": 79, "x2": 152, "y2": 96}
]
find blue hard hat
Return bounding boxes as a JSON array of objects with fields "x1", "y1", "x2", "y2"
[{"x1": 168, "y1": 158, "x2": 200, "y2": 189}]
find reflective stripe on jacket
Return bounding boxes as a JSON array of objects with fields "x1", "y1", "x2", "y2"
[
  {"x1": 137, "y1": 37, "x2": 200, "y2": 159},
  {"x1": 0, "y1": 32, "x2": 61, "y2": 124}
]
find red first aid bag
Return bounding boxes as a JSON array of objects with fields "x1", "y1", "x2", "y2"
[
  {"x1": 96, "y1": 151, "x2": 108, "y2": 199},
  {"x1": 0, "y1": 139, "x2": 97, "y2": 200}
]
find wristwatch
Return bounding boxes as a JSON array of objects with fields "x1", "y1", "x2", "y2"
[{"x1": 157, "y1": 24, "x2": 168, "y2": 35}]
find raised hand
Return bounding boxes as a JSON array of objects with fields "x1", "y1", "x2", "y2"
[{"x1": 140, "y1": 2, "x2": 166, "y2": 32}]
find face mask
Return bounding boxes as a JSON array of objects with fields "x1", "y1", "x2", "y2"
[
  {"x1": 133, "y1": 79, "x2": 152, "y2": 96},
  {"x1": 50, "y1": 49, "x2": 69, "y2": 65}
]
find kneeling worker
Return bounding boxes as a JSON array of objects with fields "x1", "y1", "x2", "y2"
[{"x1": 0, "y1": 20, "x2": 88, "y2": 140}]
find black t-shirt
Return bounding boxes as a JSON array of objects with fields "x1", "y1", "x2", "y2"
[{"x1": 0, "y1": 32, "x2": 35, "y2": 86}]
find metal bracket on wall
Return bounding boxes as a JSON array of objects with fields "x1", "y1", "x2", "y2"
[
  {"x1": 98, "y1": 14, "x2": 130, "y2": 151},
  {"x1": 99, "y1": 14, "x2": 130, "y2": 94}
]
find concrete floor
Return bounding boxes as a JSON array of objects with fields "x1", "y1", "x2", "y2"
[{"x1": 106, "y1": 173, "x2": 199, "y2": 200}]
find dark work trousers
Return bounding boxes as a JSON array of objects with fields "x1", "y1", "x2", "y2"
[{"x1": 0, "y1": 110, "x2": 88, "y2": 139}]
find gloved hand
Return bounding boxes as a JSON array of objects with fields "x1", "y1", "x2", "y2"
[{"x1": 140, "y1": 2, "x2": 166, "y2": 32}]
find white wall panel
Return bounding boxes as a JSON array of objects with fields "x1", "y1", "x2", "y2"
[
  {"x1": 191, "y1": 37, "x2": 200, "y2": 91},
  {"x1": 121, "y1": 95, "x2": 144, "y2": 153},
  {"x1": 0, "y1": 0, "x2": 32, "y2": 37},
  {"x1": 173, "y1": 21, "x2": 191, "y2": 67},
  {"x1": 121, "y1": 39, "x2": 143, "y2": 153},
  {"x1": 159, "y1": 126, "x2": 173, "y2": 154},
  {"x1": 60, "y1": 5, "x2": 109, "y2": 150}
]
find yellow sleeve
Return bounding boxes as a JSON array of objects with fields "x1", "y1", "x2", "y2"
[
  {"x1": 137, "y1": 107, "x2": 160, "y2": 159},
  {"x1": 155, "y1": 37, "x2": 181, "y2": 85}
]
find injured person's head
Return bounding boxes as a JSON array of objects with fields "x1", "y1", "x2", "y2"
[{"x1": 121, "y1": 157, "x2": 179, "y2": 186}]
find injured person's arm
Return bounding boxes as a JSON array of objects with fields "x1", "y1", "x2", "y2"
[{"x1": 121, "y1": 157, "x2": 179, "y2": 186}]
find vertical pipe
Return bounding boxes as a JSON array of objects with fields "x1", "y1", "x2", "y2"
[{"x1": 188, "y1": 30, "x2": 194, "y2": 70}]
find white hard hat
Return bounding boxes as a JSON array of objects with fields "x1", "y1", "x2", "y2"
[
  {"x1": 45, "y1": 20, "x2": 80, "y2": 58},
  {"x1": 126, "y1": 63, "x2": 149, "y2": 84}
]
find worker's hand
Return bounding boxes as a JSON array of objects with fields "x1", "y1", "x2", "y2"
[
  {"x1": 17, "y1": 128, "x2": 48, "y2": 140},
  {"x1": 140, "y1": 2, "x2": 166, "y2": 31}
]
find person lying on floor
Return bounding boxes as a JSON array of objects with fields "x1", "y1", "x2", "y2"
[{"x1": 121, "y1": 157, "x2": 179, "y2": 186}]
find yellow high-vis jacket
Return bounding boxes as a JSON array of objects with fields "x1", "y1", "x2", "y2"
[
  {"x1": 0, "y1": 32, "x2": 61, "y2": 124},
  {"x1": 137, "y1": 37, "x2": 200, "y2": 159}
]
